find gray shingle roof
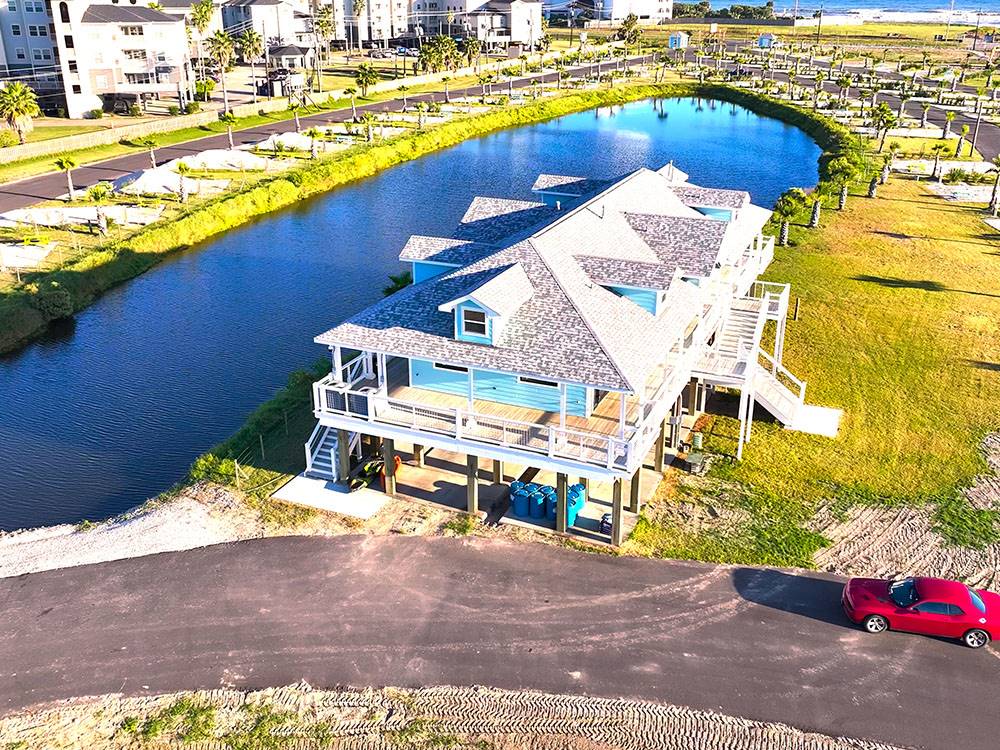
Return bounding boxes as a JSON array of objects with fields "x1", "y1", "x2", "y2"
[
  {"x1": 81, "y1": 4, "x2": 179, "y2": 22},
  {"x1": 316, "y1": 165, "x2": 762, "y2": 393},
  {"x1": 624, "y1": 213, "x2": 728, "y2": 278},
  {"x1": 399, "y1": 235, "x2": 495, "y2": 266},
  {"x1": 531, "y1": 173, "x2": 612, "y2": 197},
  {"x1": 671, "y1": 185, "x2": 748, "y2": 210},
  {"x1": 453, "y1": 197, "x2": 556, "y2": 244}
]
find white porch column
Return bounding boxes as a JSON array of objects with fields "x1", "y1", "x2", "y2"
[
  {"x1": 559, "y1": 383, "x2": 568, "y2": 430},
  {"x1": 736, "y1": 387, "x2": 750, "y2": 460},
  {"x1": 332, "y1": 346, "x2": 343, "y2": 381},
  {"x1": 618, "y1": 392, "x2": 627, "y2": 440},
  {"x1": 377, "y1": 352, "x2": 387, "y2": 390},
  {"x1": 467, "y1": 368, "x2": 475, "y2": 410}
]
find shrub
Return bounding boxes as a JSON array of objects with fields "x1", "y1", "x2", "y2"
[
  {"x1": 185, "y1": 101, "x2": 201, "y2": 114},
  {"x1": 88, "y1": 108, "x2": 104, "y2": 119},
  {"x1": 0, "y1": 129, "x2": 18, "y2": 148},
  {"x1": 32, "y1": 282, "x2": 73, "y2": 319},
  {"x1": 128, "y1": 104, "x2": 141, "y2": 117},
  {"x1": 168, "y1": 104, "x2": 181, "y2": 116},
  {"x1": 944, "y1": 168, "x2": 970, "y2": 184},
  {"x1": 285, "y1": 171, "x2": 303, "y2": 187}
]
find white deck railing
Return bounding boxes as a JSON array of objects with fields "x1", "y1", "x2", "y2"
[{"x1": 313, "y1": 374, "x2": 634, "y2": 471}]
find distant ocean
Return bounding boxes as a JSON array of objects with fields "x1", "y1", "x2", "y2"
[{"x1": 768, "y1": 0, "x2": 1000, "y2": 25}]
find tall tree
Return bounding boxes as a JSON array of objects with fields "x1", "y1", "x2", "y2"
[
  {"x1": 189, "y1": 0, "x2": 214, "y2": 85},
  {"x1": 54, "y1": 156, "x2": 78, "y2": 202},
  {"x1": 988, "y1": 155, "x2": 1000, "y2": 216},
  {"x1": 462, "y1": 37, "x2": 482, "y2": 71},
  {"x1": 0, "y1": 82, "x2": 40, "y2": 144},
  {"x1": 238, "y1": 28, "x2": 264, "y2": 104},
  {"x1": 136, "y1": 136, "x2": 159, "y2": 169},
  {"x1": 312, "y1": 4, "x2": 334, "y2": 93},
  {"x1": 344, "y1": 86, "x2": 358, "y2": 120},
  {"x1": 351, "y1": 0, "x2": 366, "y2": 55},
  {"x1": 773, "y1": 188, "x2": 806, "y2": 246},
  {"x1": 616, "y1": 13, "x2": 641, "y2": 54},
  {"x1": 205, "y1": 31, "x2": 234, "y2": 113},
  {"x1": 219, "y1": 111, "x2": 237, "y2": 148}
]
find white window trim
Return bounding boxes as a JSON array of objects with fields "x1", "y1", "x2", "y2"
[
  {"x1": 460, "y1": 308, "x2": 488, "y2": 337},
  {"x1": 432, "y1": 362, "x2": 468, "y2": 374}
]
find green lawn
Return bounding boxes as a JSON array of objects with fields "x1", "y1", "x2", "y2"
[
  {"x1": 25, "y1": 123, "x2": 105, "y2": 143},
  {"x1": 629, "y1": 178, "x2": 1000, "y2": 566},
  {"x1": 876, "y1": 135, "x2": 982, "y2": 161}
]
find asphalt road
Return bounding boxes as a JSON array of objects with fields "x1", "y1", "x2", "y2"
[
  {"x1": 1, "y1": 536, "x2": 995, "y2": 750},
  {"x1": 0, "y1": 58, "x2": 635, "y2": 212}
]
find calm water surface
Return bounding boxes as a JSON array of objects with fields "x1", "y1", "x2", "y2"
[{"x1": 0, "y1": 97, "x2": 820, "y2": 530}]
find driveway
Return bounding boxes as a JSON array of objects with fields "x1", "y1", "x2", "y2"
[{"x1": 0, "y1": 535, "x2": 994, "y2": 750}]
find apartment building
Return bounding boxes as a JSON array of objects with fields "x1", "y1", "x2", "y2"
[
  {"x1": 410, "y1": 0, "x2": 542, "y2": 49},
  {"x1": 582, "y1": 0, "x2": 672, "y2": 23}
]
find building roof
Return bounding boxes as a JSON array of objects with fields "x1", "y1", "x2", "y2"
[
  {"x1": 269, "y1": 44, "x2": 309, "y2": 56},
  {"x1": 671, "y1": 184, "x2": 749, "y2": 210},
  {"x1": 452, "y1": 197, "x2": 557, "y2": 243},
  {"x1": 316, "y1": 165, "x2": 769, "y2": 393},
  {"x1": 531, "y1": 173, "x2": 612, "y2": 197},
  {"x1": 81, "y1": 4, "x2": 179, "y2": 22}
]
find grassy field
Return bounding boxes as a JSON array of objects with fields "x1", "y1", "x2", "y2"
[
  {"x1": 25, "y1": 123, "x2": 106, "y2": 143},
  {"x1": 877, "y1": 135, "x2": 982, "y2": 161},
  {"x1": 630, "y1": 177, "x2": 1000, "y2": 566}
]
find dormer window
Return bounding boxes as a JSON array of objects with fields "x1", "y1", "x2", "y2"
[{"x1": 461, "y1": 308, "x2": 487, "y2": 337}]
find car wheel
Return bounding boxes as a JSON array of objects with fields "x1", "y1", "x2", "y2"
[
  {"x1": 963, "y1": 629, "x2": 991, "y2": 649},
  {"x1": 863, "y1": 614, "x2": 889, "y2": 634}
]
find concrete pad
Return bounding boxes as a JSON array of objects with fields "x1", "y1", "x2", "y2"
[
  {"x1": 789, "y1": 404, "x2": 842, "y2": 438},
  {"x1": 273, "y1": 474, "x2": 387, "y2": 520},
  {"x1": 983, "y1": 218, "x2": 1000, "y2": 234}
]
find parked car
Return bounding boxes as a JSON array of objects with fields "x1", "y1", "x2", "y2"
[
  {"x1": 369, "y1": 48, "x2": 392, "y2": 58},
  {"x1": 843, "y1": 576, "x2": 1000, "y2": 648}
]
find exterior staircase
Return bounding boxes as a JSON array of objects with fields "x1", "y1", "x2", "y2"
[
  {"x1": 715, "y1": 302, "x2": 761, "y2": 359},
  {"x1": 305, "y1": 426, "x2": 340, "y2": 481},
  {"x1": 752, "y1": 348, "x2": 806, "y2": 426}
]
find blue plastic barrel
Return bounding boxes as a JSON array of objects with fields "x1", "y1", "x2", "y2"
[
  {"x1": 546, "y1": 494, "x2": 558, "y2": 520},
  {"x1": 567, "y1": 493, "x2": 585, "y2": 527},
  {"x1": 512, "y1": 490, "x2": 530, "y2": 517},
  {"x1": 510, "y1": 480, "x2": 525, "y2": 494},
  {"x1": 525, "y1": 483, "x2": 540, "y2": 494},
  {"x1": 570, "y1": 483, "x2": 586, "y2": 498},
  {"x1": 528, "y1": 491, "x2": 546, "y2": 519}
]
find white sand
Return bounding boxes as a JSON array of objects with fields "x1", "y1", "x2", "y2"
[{"x1": 0, "y1": 484, "x2": 263, "y2": 579}]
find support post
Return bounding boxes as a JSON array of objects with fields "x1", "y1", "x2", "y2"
[
  {"x1": 687, "y1": 378, "x2": 698, "y2": 416},
  {"x1": 337, "y1": 429, "x2": 351, "y2": 480},
  {"x1": 413, "y1": 443, "x2": 425, "y2": 467},
  {"x1": 579, "y1": 477, "x2": 590, "y2": 494},
  {"x1": 382, "y1": 437, "x2": 396, "y2": 495},
  {"x1": 466, "y1": 454, "x2": 479, "y2": 514},
  {"x1": 654, "y1": 418, "x2": 667, "y2": 472},
  {"x1": 629, "y1": 470, "x2": 640, "y2": 513},
  {"x1": 492, "y1": 459, "x2": 503, "y2": 484},
  {"x1": 556, "y1": 473, "x2": 568, "y2": 533},
  {"x1": 611, "y1": 478, "x2": 624, "y2": 546},
  {"x1": 736, "y1": 388, "x2": 749, "y2": 461}
]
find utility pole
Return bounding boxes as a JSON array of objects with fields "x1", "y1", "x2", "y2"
[
  {"x1": 815, "y1": 4, "x2": 823, "y2": 48},
  {"x1": 973, "y1": 9, "x2": 982, "y2": 51},
  {"x1": 945, "y1": 0, "x2": 955, "y2": 41}
]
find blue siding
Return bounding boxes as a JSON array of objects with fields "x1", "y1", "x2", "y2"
[
  {"x1": 410, "y1": 358, "x2": 469, "y2": 397},
  {"x1": 454, "y1": 300, "x2": 493, "y2": 345},
  {"x1": 607, "y1": 285, "x2": 658, "y2": 315},
  {"x1": 412, "y1": 261, "x2": 456, "y2": 283},
  {"x1": 409, "y1": 359, "x2": 587, "y2": 417},
  {"x1": 695, "y1": 207, "x2": 732, "y2": 221}
]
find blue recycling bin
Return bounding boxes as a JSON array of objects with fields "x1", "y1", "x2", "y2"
[
  {"x1": 512, "y1": 489, "x2": 530, "y2": 517},
  {"x1": 510, "y1": 480, "x2": 525, "y2": 494},
  {"x1": 528, "y1": 491, "x2": 546, "y2": 519}
]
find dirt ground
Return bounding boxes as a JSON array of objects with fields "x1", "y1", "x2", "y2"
[{"x1": 0, "y1": 683, "x2": 909, "y2": 750}]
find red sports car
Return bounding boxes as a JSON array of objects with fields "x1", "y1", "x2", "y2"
[{"x1": 842, "y1": 576, "x2": 1000, "y2": 649}]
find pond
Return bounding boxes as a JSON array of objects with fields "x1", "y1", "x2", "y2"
[{"x1": 0, "y1": 96, "x2": 821, "y2": 531}]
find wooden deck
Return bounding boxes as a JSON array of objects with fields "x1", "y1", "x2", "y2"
[{"x1": 381, "y1": 356, "x2": 641, "y2": 439}]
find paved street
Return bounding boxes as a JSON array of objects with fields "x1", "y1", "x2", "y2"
[{"x1": 0, "y1": 536, "x2": 995, "y2": 750}]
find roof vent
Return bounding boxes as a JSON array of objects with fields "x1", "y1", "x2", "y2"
[{"x1": 556, "y1": 200, "x2": 561, "y2": 211}]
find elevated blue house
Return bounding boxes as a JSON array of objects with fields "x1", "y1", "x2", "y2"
[{"x1": 306, "y1": 162, "x2": 828, "y2": 544}]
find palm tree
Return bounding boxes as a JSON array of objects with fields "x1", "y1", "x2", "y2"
[
  {"x1": 354, "y1": 63, "x2": 379, "y2": 97},
  {"x1": 955, "y1": 124, "x2": 970, "y2": 157},
  {"x1": 238, "y1": 29, "x2": 264, "y2": 105},
  {"x1": 205, "y1": 30, "x2": 234, "y2": 113},
  {"x1": 826, "y1": 158, "x2": 856, "y2": 210},
  {"x1": 175, "y1": 162, "x2": 191, "y2": 203},
  {"x1": 359, "y1": 111, "x2": 376, "y2": 142},
  {"x1": 397, "y1": 84, "x2": 409, "y2": 111},
  {"x1": 919, "y1": 101, "x2": 931, "y2": 128},
  {"x1": 305, "y1": 126, "x2": 321, "y2": 158},
  {"x1": 896, "y1": 92, "x2": 910, "y2": 120},
  {"x1": 383, "y1": 270, "x2": 411, "y2": 296},
  {"x1": 344, "y1": 87, "x2": 358, "y2": 120},
  {"x1": 351, "y1": 0, "x2": 366, "y2": 55},
  {"x1": 441, "y1": 75, "x2": 451, "y2": 103},
  {"x1": 463, "y1": 37, "x2": 482, "y2": 71},
  {"x1": 869, "y1": 102, "x2": 897, "y2": 152},
  {"x1": 219, "y1": 111, "x2": 237, "y2": 148},
  {"x1": 929, "y1": 142, "x2": 948, "y2": 181},
  {"x1": 808, "y1": 196, "x2": 822, "y2": 228},
  {"x1": 943, "y1": 110, "x2": 956, "y2": 137},
  {"x1": 312, "y1": 3, "x2": 334, "y2": 93},
  {"x1": 136, "y1": 136, "x2": 158, "y2": 169},
  {"x1": 189, "y1": 0, "x2": 214, "y2": 86},
  {"x1": 0, "y1": 81, "x2": 40, "y2": 144},
  {"x1": 54, "y1": 156, "x2": 78, "y2": 201},
  {"x1": 987, "y1": 155, "x2": 1000, "y2": 216},
  {"x1": 836, "y1": 73, "x2": 851, "y2": 103},
  {"x1": 289, "y1": 101, "x2": 302, "y2": 132},
  {"x1": 773, "y1": 188, "x2": 806, "y2": 246}
]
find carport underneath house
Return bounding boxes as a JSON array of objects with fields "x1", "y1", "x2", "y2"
[{"x1": 307, "y1": 351, "x2": 713, "y2": 547}]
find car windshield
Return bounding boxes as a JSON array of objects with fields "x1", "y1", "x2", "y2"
[
  {"x1": 889, "y1": 578, "x2": 919, "y2": 607},
  {"x1": 969, "y1": 588, "x2": 987, "y2": 614}
]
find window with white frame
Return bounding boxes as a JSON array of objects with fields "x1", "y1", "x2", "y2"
[
  {"x1": 11, "y1": 24, "x2": 21, "y2": 35},
  {"x1": 121, "y1": 24, "x2": 143, "y2": 35},
  {"x1": 14, "y1": 47, "x2": 25, "y2": 59},
  {"x1": 460, "y1": 308, "x2": 487, "y2": 336},
  {"x1": 125, "y1": 71, "x2": 154, "y2": 84},
  {"x1": 6, "y1": 0, "x2": 15, "y2": 10},
  {"x1": 124, "y1": 48, "x2": 145, "y2": 60},
  {"x1": 28, "y1": 23, "x2": 47, "y2": 35}
]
